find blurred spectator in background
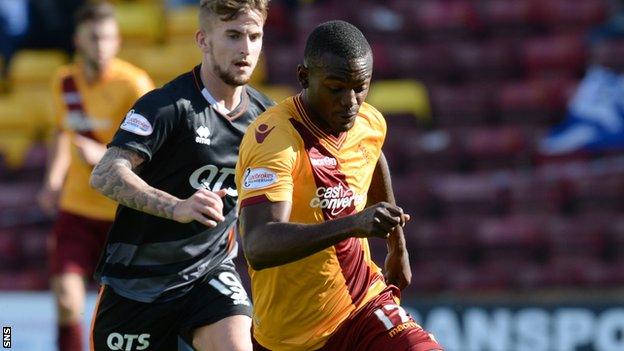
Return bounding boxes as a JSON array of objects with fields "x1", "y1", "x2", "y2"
[
  {"x1": 540, "y1": 0, "x2": 624, "y2": 155},
  {"x1": 25, "y1": 0, "x2": 85, "y2": 54},
  {"x1": 37, "y1": 2, "x2": 153, "y2": 350},
  {"x1": 0, "y1": 0, "x2": 28, "y2": 88},
  {"x1": 0, "y1": 0, "x2": 85, "y2": 91},
  {"x1": 589, "y1": 0, "x2": 624, "y2": 43}
]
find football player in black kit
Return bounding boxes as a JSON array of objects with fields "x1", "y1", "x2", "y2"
[{"x1": 89, "y1": 1, "x2": 272, "y2": 350}]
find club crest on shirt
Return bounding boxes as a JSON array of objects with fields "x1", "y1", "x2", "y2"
[
  {"x1": 358, "y1": 143, "x2": 373, "y2": 165},
  {"x1": 255, "y1": 123, "x2": 275, "y2": 143},
  {"x1": 243, "y1": 167, "x2": 278, "y2": 189},
  {"x1": 120, "y1": 109, "x2": 153, "y2": 136}
]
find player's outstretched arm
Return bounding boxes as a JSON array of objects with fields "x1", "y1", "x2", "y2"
[
  {"x1": 368, "y1": 152, "x2": 412, "y2": 290},
  {"x1": 239, "y1": 200, "x2": 406, "y2": 270},
  {"x1": 72, "y1": 134, "x2": 108, "y2": 166},
  {"x1": 38, "y1": 131, "x2": 71, "y2": 216},
  {"x1": 90, "y1": 146, "x2": 225, "y2": 227}
]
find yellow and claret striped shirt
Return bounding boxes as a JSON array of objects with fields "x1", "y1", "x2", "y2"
[
  {"x1": 236, "y1": 94, "x2": 388, "y2": 351},
  {"x1": 52, "y1": 58, "x2": 154, "y2": 220}
]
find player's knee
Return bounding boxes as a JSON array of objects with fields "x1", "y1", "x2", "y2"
[
  {"x1": 54, "y1": 290, "x2": 84, "y2": 323},
  {"x1": 52, "y1": 274, "x2": 85, "y2": 317},
  {"x1": 57, "y1": 299, "x2": 82, "y2": 322}
]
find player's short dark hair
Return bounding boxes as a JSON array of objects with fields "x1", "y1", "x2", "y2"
[
  {"x1": 304, "y1": 20, "x2": 372, "y2": 68},
  {"x1": 199, "y1": 0, "x2": 269, "y2": 31},
  {"x1": 74, "y1": 2, "x2": 116, "y2": 26}
]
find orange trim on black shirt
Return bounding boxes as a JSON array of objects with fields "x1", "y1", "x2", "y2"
[{"x1": 89, "y1": 285, "x2": 106, "y2": 351}]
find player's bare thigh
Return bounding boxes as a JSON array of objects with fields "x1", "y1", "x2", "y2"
[{"x1": 192, "y1": 315, "x2": 252, "y2": 351}]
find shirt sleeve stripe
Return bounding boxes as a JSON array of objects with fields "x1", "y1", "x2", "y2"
[{"x1": 240, "y1": 194, "x2": 271, "y2": 208}]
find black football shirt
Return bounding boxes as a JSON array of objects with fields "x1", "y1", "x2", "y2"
[{"x1": 96, "y1": 65, "x2": 274, "y2": 302}]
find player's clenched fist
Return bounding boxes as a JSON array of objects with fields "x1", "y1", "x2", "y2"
[
  {"x1": 172, "y1": 188, "x2": 227, "y2": 227},
  {"x1": 352, "y1": 202, "x2": 411, "y2": 239}
]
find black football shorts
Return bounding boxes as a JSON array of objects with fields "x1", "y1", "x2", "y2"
[{"x1": 91, "y1": 262, "x2": 252, "y2": 351}]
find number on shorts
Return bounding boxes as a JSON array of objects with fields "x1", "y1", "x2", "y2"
[
  {"x1": 373, "y1": 304, "x2": 411, "y2": 330},
  {"x1": 208, "y1": 272, "x2": 250, "y2": 306}
]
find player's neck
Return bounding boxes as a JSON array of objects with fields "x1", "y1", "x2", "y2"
[
  {"x1": 301, "y1": 91, "x2": 340, "y2": 137},
  {"x1": 200, "y1": 63, "x2": 243, "y2": 111},
  {"x1": 79, "y1": 58, "x2": 106, "y2": 84}
]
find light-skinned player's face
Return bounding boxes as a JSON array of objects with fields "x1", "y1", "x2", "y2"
[
  {"x1": 197, "y1": 9, "x2": 264, "y2": 86},
  {"x1": 300, "y1": 52, "x2": 373, "y2": 136},
  {"x1": 74, "y1": 18, "x2": 120, "y2": 73}
]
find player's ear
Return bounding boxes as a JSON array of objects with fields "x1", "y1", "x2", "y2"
[
  {"x1": 195, "y1": 30, "x2": 210, "y2": 53},
  {"x1": 297, "y1": 64, "x2": 309, "y2": 89}
]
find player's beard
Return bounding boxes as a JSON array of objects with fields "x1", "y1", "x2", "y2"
[{"x1": 208, "y1": 42, "x2": 250, "y2": 87}]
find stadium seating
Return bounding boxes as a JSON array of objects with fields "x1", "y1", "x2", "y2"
[
  {"x1": 255, "y1": 84, "x2": 296, "y2": 104},
  {"x1": 608, "y1": 218, "x2": 624, "y2": 259},
  {"x1": 131, "y1": 42, "x2": 200, "y2": 86},
  {"x1": 353, "y1": 2, "x2": 410, "y2": 43},
  {"x1": 0, "y1": 134, "x2": 35, "y2": 170},
  {"x1": 479, "y1": 0, "x2": 534, "y2": 30},
  {"x1": 115, "y1": 2, "x2": 165, "y2": 44},
  {"x1": 497, "y1": 78, "x2": 577, "y2": 125},
  {"x1": 264, "y1": 44, "x2": 303, "y2": 86},
  {"x1": 475, "y1": 215, "x2": 544, "y2": 260},
  {"x1": 449, "y1": 40, "x2": 519, "y2": 80},
  {"x1": 389, "y1": 43, "x2": 455, "y2": 82},
  {"x1": 408, "y1": 217, "x2": 479, "y2": 263},
  {"x1": 0, "y1": 94, "x2": 33, "y2": 135},
  {"x1": 543, "y1": 214, "x2": 607, "y2": 258},
  {"x1": 166, "y1": 5, "x2": 198, "y2": 41},
  {"x1": 460, "y1": 126, "x2": 531, "y2": 169},
  {"x1": 534, "y1": 0, "x2": 607, "y2": 29},
  {"x1": 295, "y1": 2, "x2": 354, "y2": 39},
  {"x1": 1, "y1": 0, "x2": 622, "y2": 296},
  {"x1": 407, "y1": 260, "x2": 466, "y2": 293},
  {"x1": 0, "y1": 230, "x2": 20, "y2": 269},
  {"x1": 367, "y1": 80, "x2": 432, "y2": 121},
  {"x1": 413, "y1": 0, "x2": 480, "y2": 41},
  {"x1": 429, "y1": 84, "x2": 495, "y2": 126},
  {"x1": 520, "y1": 34, "x2": 586, "y2": 78},
  {"x1": 448, "y1": 259, "x2": 517, "y2": 291},
  {"x1": 8, "y1": 50, "x2": 68, "y2": 89},
  {"x1": 591, "y1": 39, "x2": 624, "y2": 72}
]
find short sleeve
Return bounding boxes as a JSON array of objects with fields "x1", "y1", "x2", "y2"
[
  {"x1": 236, "y1": 124, "x2": 299, "y2": 207},
  {"x1": 108, "y1": 89, "x2": 179, "y2": 162},
  {"x1": 128, "y1": 72, "x2": 155, "y2": 100},
  {"x1": 368, "y1": 103, "x2": 387, "y2": 144},
  {"x1": 360, "y1": 103, "x2": 387, "y2": 159}
]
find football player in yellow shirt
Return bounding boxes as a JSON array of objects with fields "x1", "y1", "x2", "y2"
[
  {"x1": 37, "y1": 3, "x2": 153, "y2": 350},
  {"x1": 236, "y1": 20, "x2": 442, "y2": 351}
]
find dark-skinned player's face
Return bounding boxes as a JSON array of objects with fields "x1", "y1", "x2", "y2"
[{"x1": 300, "y1": 52, "x2": 372, "y2": 136}]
